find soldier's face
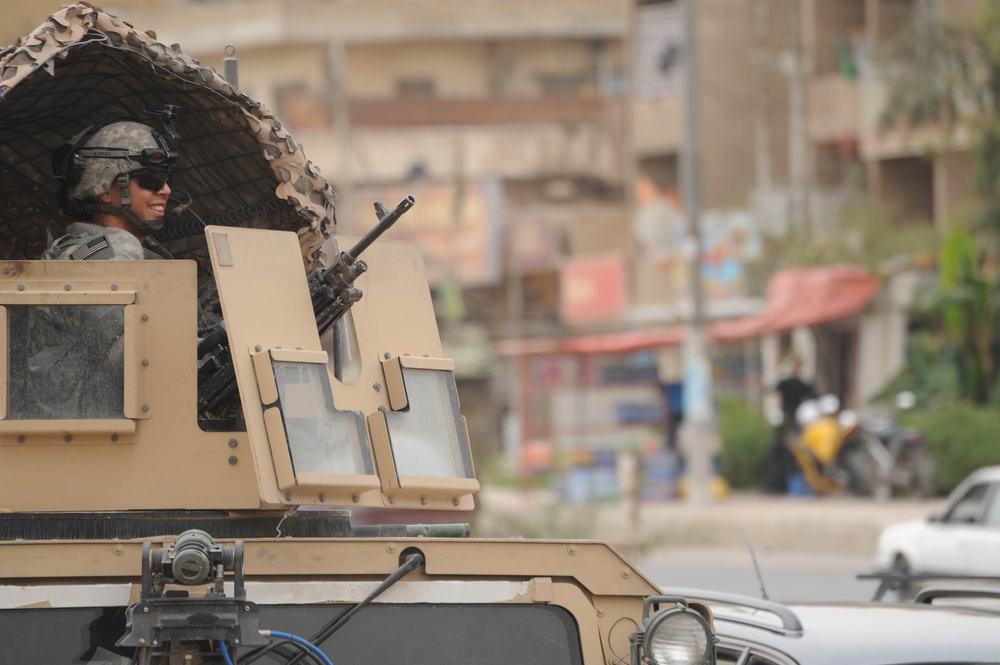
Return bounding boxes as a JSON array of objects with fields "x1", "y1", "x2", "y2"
[{"x1": 123, "y1": 170, "x2": 172, "y2": 223}]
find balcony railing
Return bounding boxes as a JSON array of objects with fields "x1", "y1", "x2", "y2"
[{"x1": 278, "y1": 92, "x2": 619, "y2": 130}]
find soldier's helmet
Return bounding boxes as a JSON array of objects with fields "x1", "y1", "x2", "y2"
[{"x1": 52, "y1": 120, "x2": 177, "y2": 218}]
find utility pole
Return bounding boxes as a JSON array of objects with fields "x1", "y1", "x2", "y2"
[
  {"x1": 326, "y1": 0, "x2": 352, "y2": 228},
  {"x1": 787, "y1": 0, "x2": 808, "y2": 232},
  {"x1": 678, "y1": 0, "x2": 718, "y2": 505}
]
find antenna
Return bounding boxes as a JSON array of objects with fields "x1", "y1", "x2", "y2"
[{"x1": 742, "y1": 528, "x2": 770, "y2": 600}]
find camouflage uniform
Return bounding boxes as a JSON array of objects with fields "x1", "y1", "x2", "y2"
[
  {"x1": 14, "y1": 122, "x2": 178, "y2": 419},
  {"x1": 42, "y1": 221, "x2": 172, "y2": 261}
]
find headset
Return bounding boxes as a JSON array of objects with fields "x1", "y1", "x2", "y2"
[{"x1": 52, "y1": 106, "x2": 181, "y2": 220}]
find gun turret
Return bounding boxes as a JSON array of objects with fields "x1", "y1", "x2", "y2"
[
  {"x1": 310, "y1": 195, "x2": 415, "y2": 338},
  {"x1": 197, "y1": 196, "x2": 415, "y2": 419}
]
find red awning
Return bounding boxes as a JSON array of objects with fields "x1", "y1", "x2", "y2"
[
  {"x1": 494, "y1": 264, "x2": 881, "y2": 355},
  {"x1": 495, "y1": 326, "x2": 684, "y2": 356},
  {"x1": 709, "y1": 264, "x2": 881, "y2": 341}
]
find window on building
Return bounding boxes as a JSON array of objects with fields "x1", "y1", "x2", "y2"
[{"x1": 395, "y1": 78, "x2": 436, "y2": 97}]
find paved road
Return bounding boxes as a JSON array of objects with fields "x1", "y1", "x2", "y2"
[
  {"x1": 474, "y1": 488, "x2": 943, "y2": 558},
  {"x1": 473, "y1": 489, "x2": 940, "y2": 602},
  {"x1": 638, "y1": 548, "x2": 879, "y2": 602}
]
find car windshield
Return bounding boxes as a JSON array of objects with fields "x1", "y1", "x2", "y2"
[{"x1": 943, "y1": 482, "x2": 992, "y2": 524}]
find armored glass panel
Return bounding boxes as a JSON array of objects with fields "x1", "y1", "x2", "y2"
[
  {"x1": 273, "y1": 360, "x2": 373, "y2": 476},
  {"x1": 6, "y1": 305, "x2": 125, "y2": 420},
  {"x1": 0, "y1": 604, "x2": 582, "y2": 665},
  {"x1": 384, "y1": 366, "x2": 474, "y2": 479}
]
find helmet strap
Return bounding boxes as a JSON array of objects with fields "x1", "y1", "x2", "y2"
[{"x1": 85, "y1": 173, "x2": 165, "y2": 235}]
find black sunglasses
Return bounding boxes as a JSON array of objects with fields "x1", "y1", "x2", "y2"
[{"x1": 132, "y1": 169, "x2": 172, "y2": 192}]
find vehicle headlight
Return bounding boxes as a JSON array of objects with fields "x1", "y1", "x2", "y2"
[{"x1": 631, "y1": 596, "x2": 716, "y2": 665}]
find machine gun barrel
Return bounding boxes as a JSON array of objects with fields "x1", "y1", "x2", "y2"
[
  {"x1": 313, "y1": 196, "x2": 415, "y2": 338},
  {"x1": 345, "y1": 195, "x2": 415, "y2": 262},
  {"x1": 197, "y1": 196, "x2": 415, "y2": 420}
]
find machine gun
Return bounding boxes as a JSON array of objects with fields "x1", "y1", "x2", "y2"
[{"x1": 197, "y1": 196, "x2": 415, "y2": 420}]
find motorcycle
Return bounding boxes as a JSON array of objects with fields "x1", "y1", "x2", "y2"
[
  {"x1": 782, "y1": 394, "x2": 892, "y2": 499},
  {"x1": 860, "y1": 391, "x2": 936, "y2": 499}
]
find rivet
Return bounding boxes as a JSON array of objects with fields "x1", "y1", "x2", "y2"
[
  {"x1": 234, "y1": 639, "x2": 240, "y2": 645},
  {"x1": 141, "y1": 313, "x2": 149, "y2": 321},
  {"x1": 228, "y1": 438, "x2": 238, "y2": 448},
  {"x1": 568, "y1": 544, "x2": 578, "y2": 555},
  {"x1": 152, "y1": 641, "x2": 158, "y2": 647},
  {"x1": 142, "y1": 404, "x2": 150, "y2": 412},
  {"x1": 228, "y1": 456, "x2": 238, "y2": 465},
  {"x1": 114, "y1": 544, "x2": 126, "y2": 555},
  {"x1": 111, "y1": 283, "x2": 118, "y2": 291},
  {"x1": 245, "y1": 605, "x2": 251, "y2": 612},
  {"x1": 387, "y1": 496, "x2": 395, "y2": 505},
  {"x1": 143, "y1": 607, "x2": 149, "y2": 614},
  {"x1": 420, "y1": 497, "x2": 428, "y2": 505},
  {"x1": 384, "y1": 352, "x2": 391, "y2": 359},
  {"x1": 17, "y1": 283, "x2": 25, "y2": 291},
  {"x1": 64, "y1": 435, "x2": 72, "y2": 443},
  {"x1": 285, "y1": 493, "x2": 292, "y2": 501},
  {"x1": 142, "y1": 359, "x2": 150, "y2": 367},
  {"x1": 452, "y1": 498, "x2": 460, "y2": 506},
  {"x1": 17, "y1": 435, "x2": 25, "y2": 444},
  {"x1": 621, "y1": 569, "x2": 632, "y2": 579},
  {"x1": 596, "y1": 607, "x2": 605, "y2": 617},
  {"x1": 352, "y1": 494, "x2": 360, "y2": 503},
  {"x1": 255, "y1": 345, "x2": 262, "y2": 352},
  {"x1": 373, "y1": 382, "x2": 381, "y2": 392},
  {"x1": 64, "y1": 283, "x2": 71, "y2": 291},
  {"x1": 386, "y1": 542, "x2": 397, "y2": 553},
  {"x1": 319, "y1": 494, "x2": 326, "y2": 503},
  {"x1": 138, "y1": 639, "x2": 146, "y2": 646},
  {"x1": 378, "y1": 406, "x2": 386, "y2": 413},
  {"x1": 111, "y1": 434, "x2": 119, "y2": 443}
]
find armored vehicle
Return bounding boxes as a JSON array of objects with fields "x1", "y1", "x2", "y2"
[{"x1": 0, "y1": 5, "x2": 716, "y2": 663}]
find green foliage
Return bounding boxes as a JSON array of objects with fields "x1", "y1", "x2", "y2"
[
  {"x1": 878, "y1": 6, "x2": 1000, "y2": 236},
  {"x1": 909, "y1": 402, "x2": 1000, "y2": 493},
  {"x1": 762, "y1": 193, "x2": 938, "y2": 274},
  {"x1": 716, "y1": 395, "x2": 772, "y2": 489},
  {"x1": 915, "y1": 228, "x2": 1000, "y2": 404},
  {"x1": 870, "y1": 330, "x2": 961, "y2": 410}
]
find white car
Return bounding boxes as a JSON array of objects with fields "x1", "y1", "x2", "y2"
[{"x1": 874, "y1": 465, "x2": 1000, "y2": 594}]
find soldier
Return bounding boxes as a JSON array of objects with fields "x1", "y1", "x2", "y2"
[
  {"x1": 44, "y1": 118, "x2": 177, "y2": 260},
  {"x1": 10, "y1": 119, "x2": 181, "y2": 420}
]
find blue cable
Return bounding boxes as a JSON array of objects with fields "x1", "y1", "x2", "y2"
[
  {"x1": 221, "y1": 631, "x2": 333, "y2": 665},
  {"x1": 263, "y1": 631, "x2": 334, "y2": 665},
  {"x1": 220, "y1": 640, "x2": 235, "y2": 665}
]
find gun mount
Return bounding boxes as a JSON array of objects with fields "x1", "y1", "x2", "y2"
[{"x1": 197, "y1": 196, "x2": 415, "y2": 419}]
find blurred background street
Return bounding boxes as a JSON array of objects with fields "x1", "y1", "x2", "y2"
[
  {"x1": 8, "y1": 0, "x2": 1000, "y2": 592},
  {"x1": 474, "y1": 487, "x2": 943, "y2": 601}
]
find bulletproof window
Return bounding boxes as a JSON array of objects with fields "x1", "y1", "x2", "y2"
[
  {"x1": 271, "y1": 360, "x2": 372, "y2": 476},
  {"x1": 6, "y1": 305, "x2": 125, "y2": 420},
  {"x1": 384, "y1": 365, "x2": 474, "y2": 479}
]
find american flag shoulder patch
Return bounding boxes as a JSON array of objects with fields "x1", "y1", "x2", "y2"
[{"x1": 69, "y1": 235, "x2": 111, "y2": 260}]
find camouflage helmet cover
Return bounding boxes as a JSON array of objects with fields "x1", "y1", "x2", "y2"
[{"x1": 65, "y1": 120, "x2": 166, "y2": 201}]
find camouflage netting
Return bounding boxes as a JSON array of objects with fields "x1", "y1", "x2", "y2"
[{"x1": 0, "y1": 2, "x2": 334, "y2": 271}]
